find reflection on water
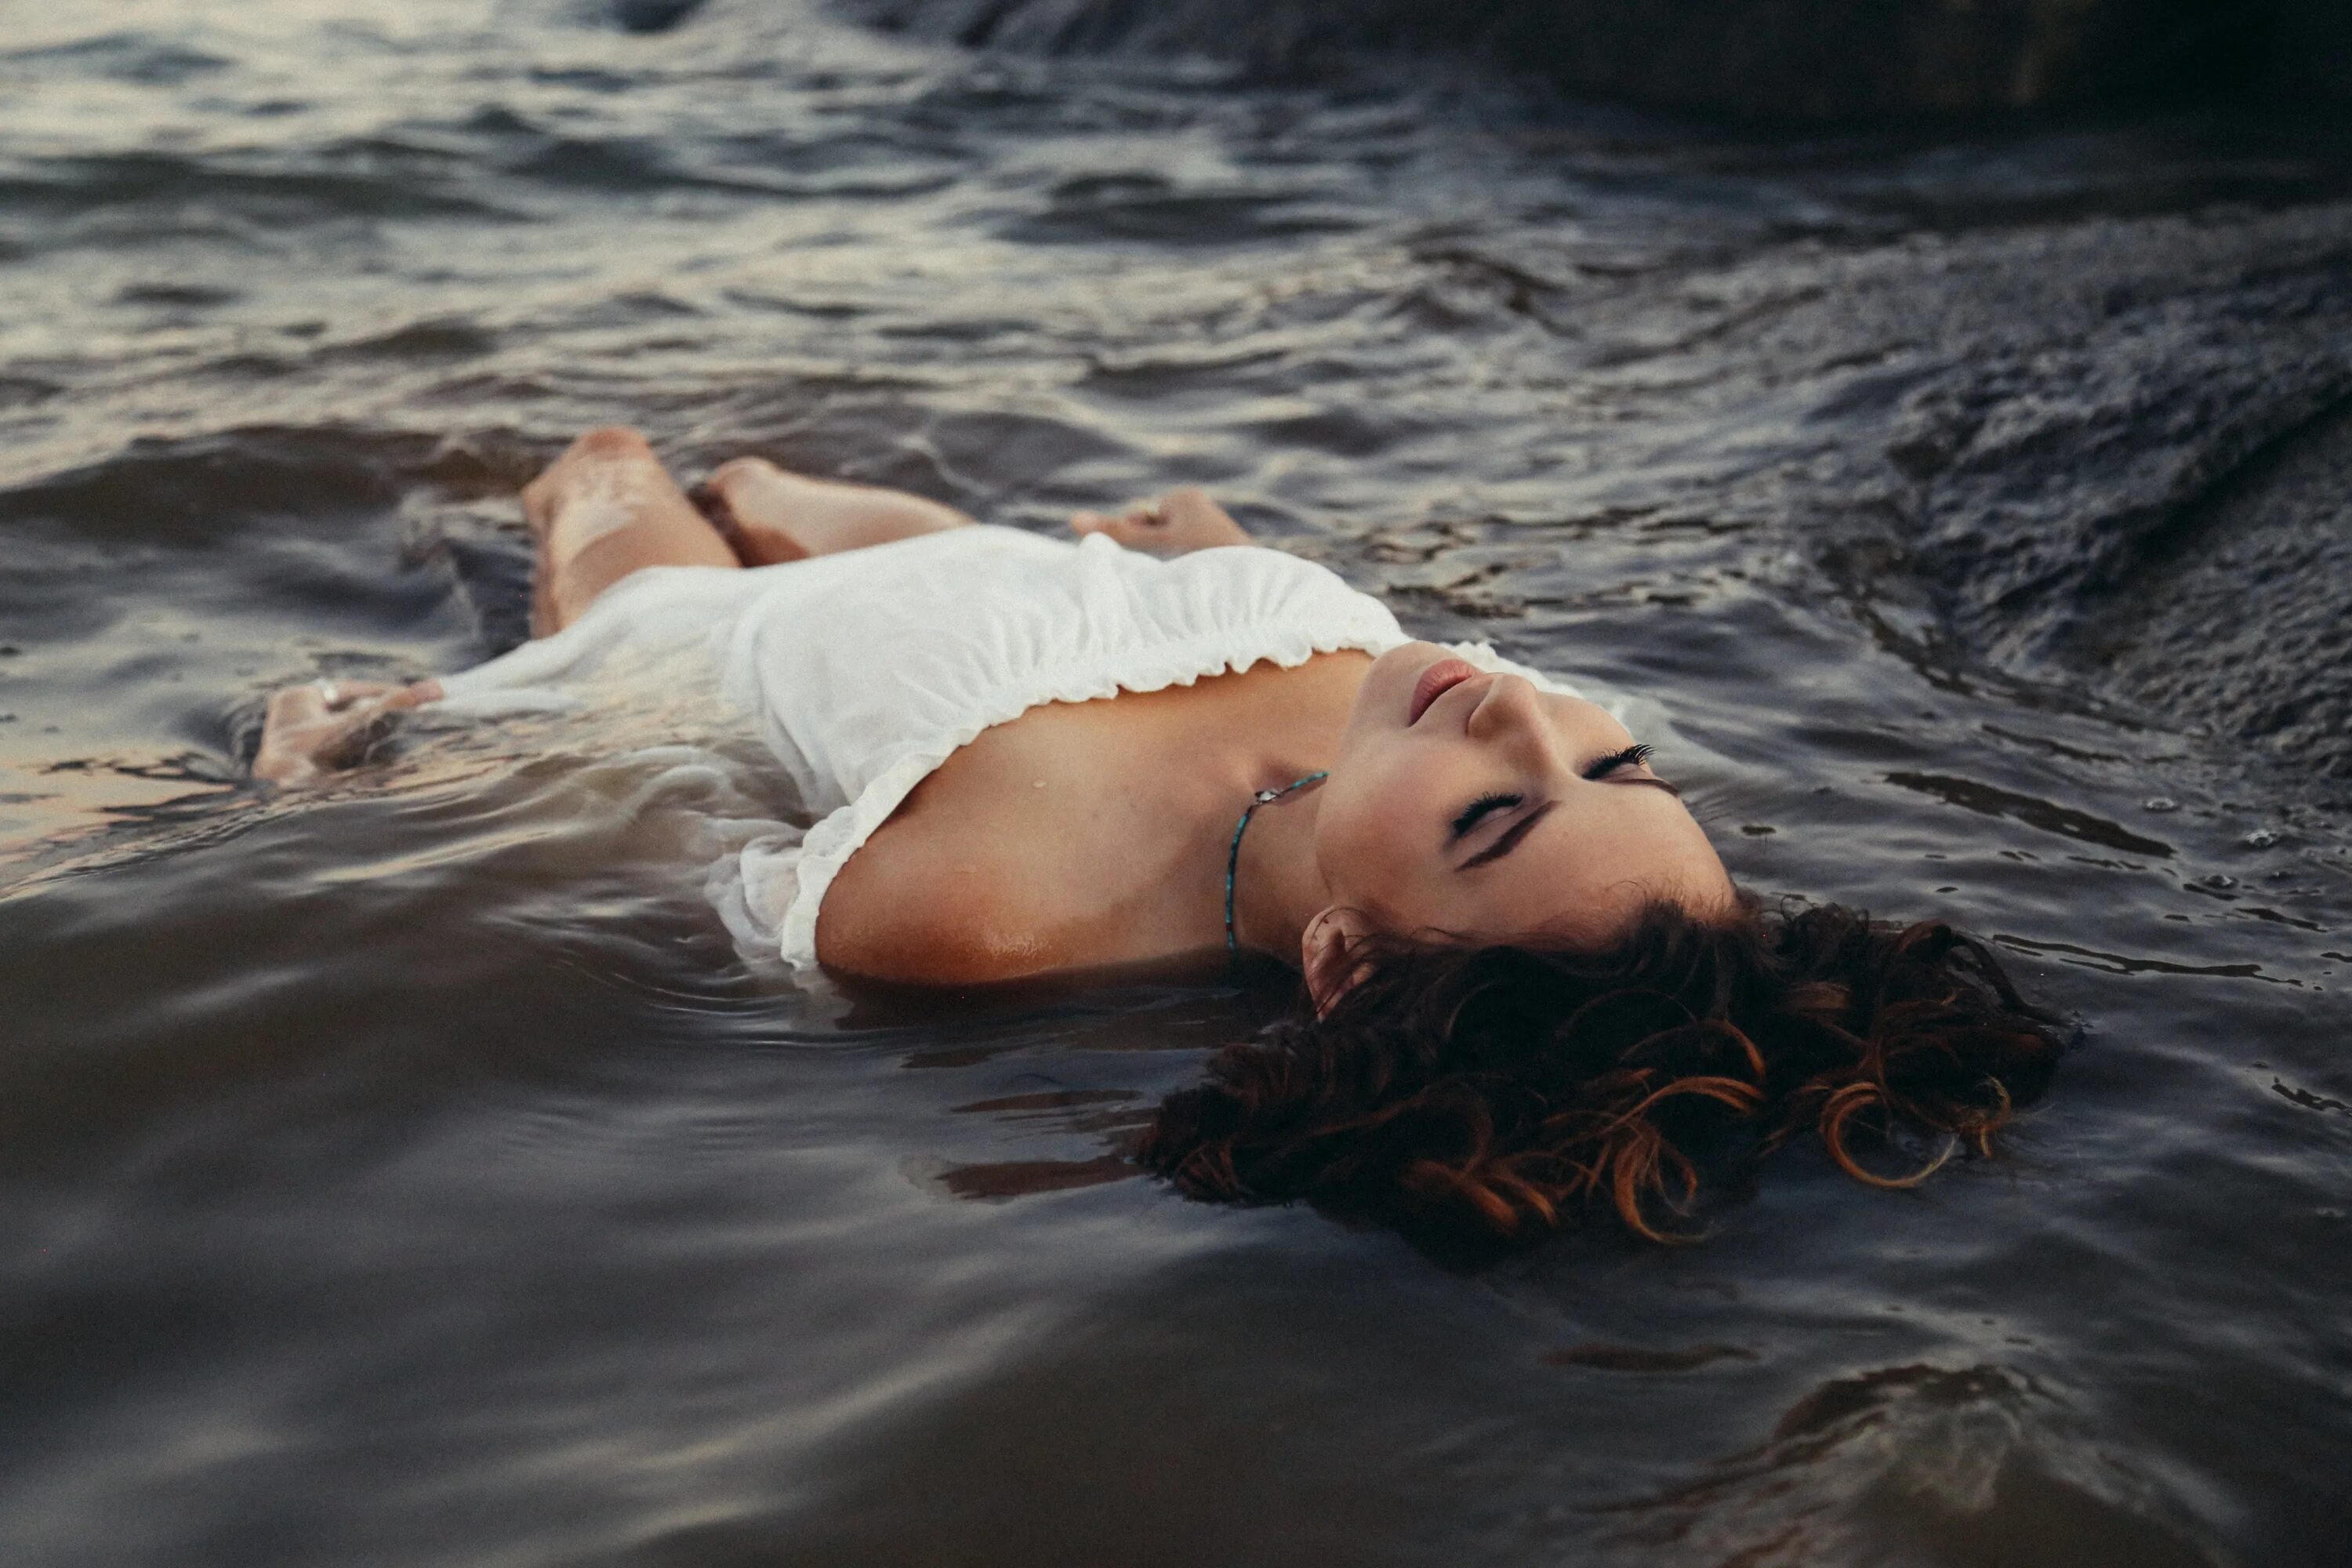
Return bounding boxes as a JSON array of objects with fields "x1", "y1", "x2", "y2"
[{"x1": 4, "y1": 2, "x2": 2351, "y2": 1564}]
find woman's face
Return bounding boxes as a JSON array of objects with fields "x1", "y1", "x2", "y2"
[{"x1": 1313, "y1": 643, "x2": 1732, "y2": 946}]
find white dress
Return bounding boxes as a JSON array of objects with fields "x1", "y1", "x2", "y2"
[{"x1": 437, "y1": 525, "x2": 1578, "y2": 972}]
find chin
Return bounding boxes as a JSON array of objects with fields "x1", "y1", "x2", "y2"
[{"x1": 1349, "y1": 642, "x2": 1446, "y2": 734}]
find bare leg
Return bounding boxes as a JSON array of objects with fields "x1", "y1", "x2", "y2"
[
  {"x1": 689, "y1": 458, "x2": 971, "y2": 567},
  {"x1": 257, "y1": 428, "x2": 750, "y2": 783},
  {"x1": 523, "y1": 427, "x2": 739, "y2": 635},
  {"x1": 1069, "y1": 487, "x2": 1250, "y2": 554}
]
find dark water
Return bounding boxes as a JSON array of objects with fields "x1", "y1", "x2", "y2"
[{"x1": 6, "y1": 4, "x2": 2352, "y2": 1564}]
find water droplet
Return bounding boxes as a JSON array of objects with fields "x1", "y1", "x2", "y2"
[{"x1": 2143, "y1": 797, "x2": 2180, "y2": 813}]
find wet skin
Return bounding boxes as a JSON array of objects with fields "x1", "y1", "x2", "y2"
[
  {"x1": 1308, "y1": 644, "x2": 1733, "y2": 964},
  {"x1": 793, "y1": 635, "x2": 1731, "y2": 990}
]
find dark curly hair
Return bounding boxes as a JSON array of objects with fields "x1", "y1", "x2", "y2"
[{"x1": 1141, "y1": 895, "x2": 2067, "y2": 1254}]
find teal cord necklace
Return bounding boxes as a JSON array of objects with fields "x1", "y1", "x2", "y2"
[{"x1": 1225, "y1": 771, "x2": 1327, "y2": 964}]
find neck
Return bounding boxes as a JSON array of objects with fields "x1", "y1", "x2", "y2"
[
  {"x1": 1157, "y1": 652, "x2": 1369, "y2": 969},
  {"x1": 1228, "y1": 777, "x2": 1332, "y2": 968}
]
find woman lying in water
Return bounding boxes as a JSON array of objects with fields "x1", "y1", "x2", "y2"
[{"x1": 256, "y1": 426, "x2": 2064, "y2": 1253}]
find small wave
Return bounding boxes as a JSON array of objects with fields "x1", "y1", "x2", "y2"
[
  {"x1": 0, "y1": 150, "x2": 517, "y2": 224},
  {"x1": 0, "y1": 30, "x2": 232, "y2": 86},
  {"x1": 0, "y1": 426, "x2": 439, "y2": 546},
  {"x1": 1003, "y1": 179, "x2": 1361, "y2": 245},
  {"x1": 1591, "y1": 1361, "x2": 2212, "y2": 1567}
]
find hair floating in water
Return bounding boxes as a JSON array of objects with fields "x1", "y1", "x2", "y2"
[{"x1": 1141, "y1": 895, "x2": 2067, "y2": 1258}]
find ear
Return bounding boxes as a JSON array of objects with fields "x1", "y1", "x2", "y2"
[{"x1": 1301, "y1": 906, "x2": 1375, "y2": 1017}]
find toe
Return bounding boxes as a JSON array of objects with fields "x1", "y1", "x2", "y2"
[
  {"x1": 1071, "y1": 500, "x2": 1160, "y2": 546},
  {"x1": 525, "y1": 426, "x2": 662, "y2": 528},
  {"x1": 706, "y1": 456, "x2": 779, "y2": 495},
  {"x1": 565, "y1": 426, "x2": 656, "y2": 463}
]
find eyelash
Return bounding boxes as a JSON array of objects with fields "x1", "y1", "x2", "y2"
[
  {"x1": 1450, "y1": 792, "x2": 1521, "y2": 837},
  {"x1": 1450, "y1": 746, "x2": 1657, "y2": 838},
  {"x1": 1584, "y1": 743, "x2": 1654, "y2": 779}
]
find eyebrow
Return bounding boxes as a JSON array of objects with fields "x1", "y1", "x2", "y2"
[
  {"x1": 1454, "y1": 777, "x2": 1686, "y2": 872},
  {"x1": 1459, "y1": 801, "x2": 1555, "y2": 869}
]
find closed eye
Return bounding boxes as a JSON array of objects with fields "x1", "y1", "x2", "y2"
[
  {"x1": 1583, "y1": 743, "x2": 1653, "y2": 779},
  {"x1": 1584, "y1": 742, "x2": 1680, "y2": 797},
  {"x1": 1458, "y1": 801, "x2": 1555, "y2": 869},
  {"x1": 1450, "y1": 791, "x2": 1523, "y2": 840}
]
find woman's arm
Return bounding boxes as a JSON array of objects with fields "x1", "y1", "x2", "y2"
[{"x1": 1069, "y1": 487, "x2": 1252, "y2": 554}]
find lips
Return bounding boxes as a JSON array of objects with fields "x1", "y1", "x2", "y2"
[{"x1": 1406, "y1": 656, "x2": 1479, "y2": 726}]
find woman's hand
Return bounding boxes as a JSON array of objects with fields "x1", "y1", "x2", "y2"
[
  {"x1": 252, "y1": 677, "x2": 442, "y2": 786},
  {"x1": 1071, "y1": 487, "x2": 1251, "y2": 554}
]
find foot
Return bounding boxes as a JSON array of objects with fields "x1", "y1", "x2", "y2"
[
  {"x1": 690, "y1": 457, "x2": 970, "y2": 565},
  {"x1": 521, "y1": 426, "x2": 680, "y2": 572},
  {"x1": 1071, "y1": 487, "x2": 1250, "y2": 554},
  {"x1": 521, "y1": 426, "x2": 728, "y2": 634},
  {"x1": 687, "y1": 458, "x2": 808, "y2": 567}
]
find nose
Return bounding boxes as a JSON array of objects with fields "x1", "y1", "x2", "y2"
[
  {"x1": 1465, "y1": 671, "x2": 1551, "y2": 757},
  {"x1": 1468, "y1": 676, "x2": 1628, "y2": 774}
]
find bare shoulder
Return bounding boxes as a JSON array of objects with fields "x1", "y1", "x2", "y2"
[
  {"x1": 812, "y1": 700, "x2": 1153, "y2": 984},
  {"x1": 805, "y1": 657, "x2": 1359, "y2": 985},
  {"x1": 813, "y1": 823, "x2": 1058, "y2": 985}
]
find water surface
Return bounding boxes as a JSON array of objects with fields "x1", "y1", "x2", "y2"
[{"x1": 5, "y1": 3, "x2": 2350, "y2": 1564}]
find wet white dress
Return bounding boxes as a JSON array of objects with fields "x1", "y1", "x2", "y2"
[{"x1": 437, "y1": 525, "x2": 1577, "y2": 971}]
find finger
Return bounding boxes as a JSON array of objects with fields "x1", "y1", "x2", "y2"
[
  {"x1": 252, "y1": 747, "x2": 320, "y2": 786},
  {"x1": 1123, "y1": 499, "x2": 1165, "y2": 530},
  {"x1": 380, "y1": 678, "x2": 443, "y2": 712},
  {"x1": 268, "y1": 685, "x2": 328, "y2": 726},
  {"x1": 1070, "y1": 510, "x2": 1112, "y2": 536},
  {"x1": 321, "y1": 679, "x2": 399, "y2": 712},
  {"x1": 318, "y1": 710, "x2": 393, "y2": 771}
]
